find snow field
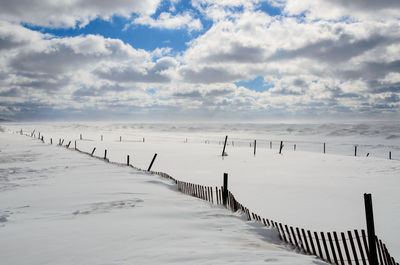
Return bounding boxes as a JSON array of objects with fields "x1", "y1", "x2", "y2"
[{"x1": 0, "y1": 132, "x2": 328, "y2": 265}]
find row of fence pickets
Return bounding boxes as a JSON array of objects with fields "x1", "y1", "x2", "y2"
[{"x1": 24, "y1": 131, "x2": 399, "y2": 265}]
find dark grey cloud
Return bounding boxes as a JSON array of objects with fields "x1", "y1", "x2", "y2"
[
  {"x1": 268, "y1": 34, "x2": 398, "y2": 64},
  {"x1": 201, "y1": 42, "x2": 265, "y2": 63},
  {"x1": 181, "y1": 66, "x2": 245, "y2": 84},
  {"x1": 205, "y1": 88, "x2": 233, "y2": 97},
  {"x1": 173, "y1": 91, "x2": 202, "y2": 98},
  {"x1": 325, "y1": 0, "x2": 400, "y2": 11},
  {"x1": 0, "y1": 88, "x2": 19, "y2": 97},
  {"x1": 0, "y1": 34, "x2": 29, "y2": 50},
  {"x1": 339, "y1": 60, "x2": 400, "y2": 81}
]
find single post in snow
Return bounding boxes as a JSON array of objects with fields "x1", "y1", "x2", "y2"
[
  {"x1": 354, "y1": 145, "x2": 357, "y2": 157},
  {"x1": 59, "y1": 139, "x2": 61, "y2": 145},
  {"x1": 254, "y1": 140, "x2": 256, "y2": 156},
  {"x1": 127, "y1": 155, "x2": 130, "y2": 166},
  {"x1": 20, "y1": 129, "x2": 22, "y2": 135},
  {"x1": 104, "y1": 149, "x2": 107, "y2": 160},
  {"x1": 66, "y1": 141, "x2": 71, "y2": 148},
  {"x1": 279, "y1": 141, "x2": 284, "y2": 154},
  {"x1": 50, "y1": 138, "x2": 52, "y2": 145},
  {"x1": 41, "y1": 136, "x2": 44, "y2": 143},
  {"x1": 143, "y1": 137, "x2": 145, "y2": 142},
  {"x1": 101, "y1": 135, "x2": 103, "y2": 141},
  {"x1": 364, "y1": 193, "x2": 378, "y2": 265},
  {"x1": 91, "y1": 147, "x2": 96, "y2": 156},
  {"x1": 222, "y1": 135, "x2": 228, "y2": 156},
  {"x1": 147, "y1": 153, "x2": 157, "y2": 171},
  {"x1": 120, "y1": 136, "x2": 122, "y2": 142},
  {"x1": 38, "y1": 132, "x2": 40, "y2": 139},
  {"x1": 223, "y1": 173, "x2": 228, "y2": 207},
  {"x1": 270, "y1": 141, "x2": 272, "y2": 149},
  {"x1": 74, "y1": 141, "x2": 76, "y2": 150},
  {"x1": 80, "y1": 134, "x2": 82, "y2": 140},
  {"x1": 389, "y1": 151, "x2": 391, "y2": 160},
  {"x1": 324, "y1": 143, "x2": 326, "y2": 154},
  {"x1": 61, "y1": 139, "x2": 64, "y2": 145},
  {"x1": 294, "y1": 144, "x2": 296, "y2": 151}
]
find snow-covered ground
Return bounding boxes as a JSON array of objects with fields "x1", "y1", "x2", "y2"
[
  {"x1": 2, "y1": 121, "x2": 400, "y2": 261},
  {"x1": 0, "y1": 132, "x2": 326, "y2": 265}
]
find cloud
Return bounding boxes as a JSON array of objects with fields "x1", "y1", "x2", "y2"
[
  {"x1": 180, "y1": 66, "x2": 245, "y2": 84},
  {"x1": 0, "y1": 0, "x2": 162, "y2": 28},
  {"x1": 132, "y1": 12, "x2": 203, "y2": 32}
]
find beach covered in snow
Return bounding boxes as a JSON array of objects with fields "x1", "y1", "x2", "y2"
[{"x1": 1, "y1": 121, "x2": 400, "y2": 262}]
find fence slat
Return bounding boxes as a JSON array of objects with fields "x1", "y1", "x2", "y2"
[
  {"x1": 301, "y1": 229, "x2": 311, "y2": 254},
  {"x1": 354, "y1": 230, "x2": 367, "y2": 265},
  {"x1": 333, "y1": 232, "x2": 345, "y2": 265},
  {"x1": 321, "y1": 232, "x2": 331, "y2": 262},
  {"x1": 285, "y1": 225, "x2": 294, "y2": 245},
  {"x1": 342, "y1": 232, "x2": 352, "y2": 265},
  {"x1": 279, "y1": 223, "x2": 288, "y2": 242},
  {"x1": 327, "y1": 232, "x2": 338, "y2": 265},
  {"x1": 290, "y1": 226, "x2": 299, "y2": 248},
  {"x1": 376, "y1": 237, "x2": 385, "y2": 265},
  {"x1": 314, "y1": 232, "x2": 324, "y2": 259},
  {"x1": 361, "y1": 230, "x2": 370, "y2": 263},
  {"x1": 308, "y1": 230, "x2": 317, "y2": 255},
  {"x1": 348, "y1": 230, "x2": 360, "y2": 265},
  {"x1": 296, "y1": 227, "x2": 305, "y2": 252}
]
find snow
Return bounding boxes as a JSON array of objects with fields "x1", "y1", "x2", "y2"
[
  {"x1": 0, "y1": 131, "x2": 325, "y2": 265},
  {"x1": 1, "y1": 121, "x2": 399, "y2": 261}
]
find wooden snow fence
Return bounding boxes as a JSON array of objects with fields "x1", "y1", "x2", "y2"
[{"x1": 23, "y1": 131, "x2": 399, "y2": 265}]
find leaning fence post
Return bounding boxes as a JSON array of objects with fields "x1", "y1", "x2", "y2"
[
  {"x1": 279, "y1": 141, "x2": 284, "y2": 154},
  {"x1": 364, "y1": 193, "x2": 378, "y2": 265},
  {"x1": 127, "y1": 155, "x2": 130, "y2": 166},
  {"x1": 222, "y1": 135, "x2": 228, "y2": 156},
  {"x1": 91, "y1": 147, "x2": 96, "y2": 156},
  {"x1": 104, "y1": 149, "x2": 107, "y2": 160},
  {"x1": 223, "y1": 173, "x2": 228, "y2": 207},
  {"x1": 389, "y1": 151, "x2": 391, "y2": 160},
  {"x1": 147, "y1": 153, "x2": 157, "y2": 171},
  {"x1": 355, "y1": 145, "x2": 357, "y2": 156},
  {"x1": 254, "y1": 140, "x2": 256, "y2": 155},
  {"x1": 50, "y1": 138, "x2": 52, "y2": 145}
]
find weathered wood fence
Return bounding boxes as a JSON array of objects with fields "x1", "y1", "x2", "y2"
[{"x1": 21, "y1": 130, "x2": 399, "y2": 265}]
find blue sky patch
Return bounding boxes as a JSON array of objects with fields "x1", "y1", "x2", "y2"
[{"x1": 235, "y1": 76, "x2": 274, "y2": 92}]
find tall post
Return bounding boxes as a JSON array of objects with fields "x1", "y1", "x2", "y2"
[
  {"x1": 324, "y1": 143, "x2": 326, "y2": 154},
  {"x1": 127, "y1": 155, "x2": 130, "y2": 166},
  {"x1": 104, "y1": 149, "x2": 107, "y2": 160},
  {"x1": 147, "y1": 153, "x2": 157, "y2": 171},
  {"x1": 120, "y1": 136, "x2": 122, "y2": 142},
  {"x1": 294, "y1": 144, "x2": 296, "y2": 151},
  {"x1": 80, "y1": 134, "x2": 82, "y2": 140},
  {"x1": 101, "y1": 135, "x2": 103, "y2": 141},
  {"x1": 254, "y1": 140, "x2": 256, "y2": 156},
  {"x1": 91, "y1": 147, "x2": 96, "y2": 156},
  {"x1": 74, "y1": 141, "x2": 76, "y2": 150},
  {"x1": 389, "y1": 151, "x2": 391, "y2": 160},
  {"x1": 364, "y1": 193, "x2": 378, "y2": 265},
  {"x1": 222, "y1": 135, "x2": 228, "y2": 156},
  {"x1": 50, "y1": 138, "x2": 52, "y2": 145},
  {"x1": 355, "y1": 146, "x2": 357, "y2": 157},
  {"x1": 270, "y1": 141, "x2": 272, "y2": 149},
  {"x1": 223, "y1": 173, "x2": 228, "y2": 207}
]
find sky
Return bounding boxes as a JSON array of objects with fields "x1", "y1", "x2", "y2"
[{"x1": 0, "y1": 0, "x2": 399, "y2": 121}]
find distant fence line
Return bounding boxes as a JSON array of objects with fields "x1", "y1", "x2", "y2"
[{"x1": 19, "y1": 129, "x2": 398, "y2": 265}]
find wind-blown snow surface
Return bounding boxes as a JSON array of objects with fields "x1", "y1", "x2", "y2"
[
  {"x1": 0, "y1": 132, "x2": 324, "y2": 265},
  {"x1": 2, "y1": 121, "x2": 400, "y2": 260}
]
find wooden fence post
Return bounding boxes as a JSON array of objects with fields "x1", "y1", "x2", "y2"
[
  {"x1": 223, "y1": 173, "x2": 228, "y2": 206},
  {"x1": 222, "y1": 135, "x2": 228, "y2": 156},
  {"x1": 74, "y1": 141, "x2": 76, "y2": 150},
  {"x1": 279, "y1": 141, "x2": 284, "y2": 154},
  {"x1": 294, "y1": 144, "x2": 296, "y2": 151},
  {"x1": 80, "y1": 134, "x2": 82, "y2": 140},
  {"x1": 50, "y1": 138, "x2": 52, "y2": 145},
  {"x1": 270, "y1": 141, "x2": 272, "y2": 149},
  {"x1": 104, "y1": 149, "x2": 107, "y2": 160},
  {"x1": 389, "y1": 151, "x2": 391, "y2": 160},
  {"x1": 120, "y1": 136, "x2": 122, "y2": 142},
  {"x1": 127, "y1": 155, "x2": 130, "y2": 166},
  {"x1": 91, "y1": 147, "x2": 96, "y2": 156},
  {"x1": 254, "y1": 140, "x2": 256, "y2": 155},
  {"x1": 324, "y1": 143, "x2": 326, "y2": 154},
  {"x1": 101, "y1": 135, "x2": 103, "y2": 141},
  {"x1": 147, "y1": 153, "x2": 157, "y2": 171},
  {"x1": 355, "y1": 145, "x2": 357, "y2": 157},
  {"x1": 364, "y1": 193, "x2": 378, "y2": 265}
]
